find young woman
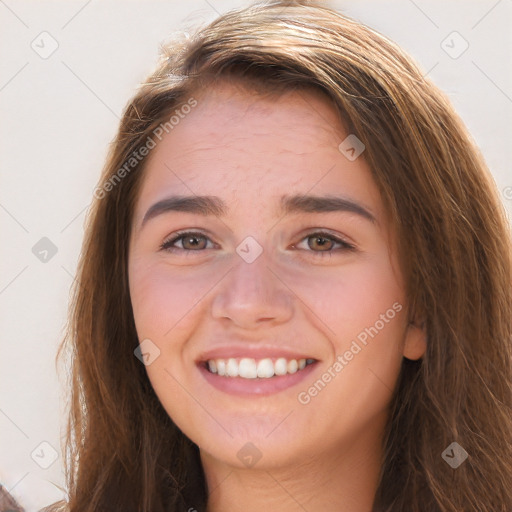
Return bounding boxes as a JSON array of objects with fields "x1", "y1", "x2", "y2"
[{"x1": 45, "y1": 1, "x2": 512, "y2": 511}]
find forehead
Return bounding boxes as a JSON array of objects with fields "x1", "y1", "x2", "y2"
[
  {"x1": 184, "y1": 81, "x2": 343, "y2": 145},
  {"x1": 133, "y1": 82, "x2": 385, "y2": 224}
]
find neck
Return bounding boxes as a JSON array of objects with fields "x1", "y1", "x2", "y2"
[{"x1": 201, "y1": 417, "x2": 385, "y2": 512}]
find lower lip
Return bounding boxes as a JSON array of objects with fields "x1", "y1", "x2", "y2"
[{"x1": 197, "y1": 362, "x2": 318, "y2": 396}]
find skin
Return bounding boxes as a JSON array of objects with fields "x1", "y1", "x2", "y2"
[{"x1": 128, "y1": 82, "x2": 426, "y2": 512}]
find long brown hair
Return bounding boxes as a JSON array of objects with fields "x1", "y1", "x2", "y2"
[{"x1": 46, "y1": 1, "x2": 512, "y2": 510}]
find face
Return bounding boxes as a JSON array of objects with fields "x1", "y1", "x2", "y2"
[{"x1": 128, "y1": 82, "x2": 425, "y2": 472}]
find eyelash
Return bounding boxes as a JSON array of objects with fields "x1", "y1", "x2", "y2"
[{"x1": 159, "y1": 230, "x2": 356, "y2": 256}]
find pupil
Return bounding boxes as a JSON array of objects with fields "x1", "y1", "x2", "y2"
[
  {"x1": 311, "y1": 236, "x2": 331, "y2": 251},
  {"x1": 185, "y1": 235, "x2": 204, "y2": 249}
]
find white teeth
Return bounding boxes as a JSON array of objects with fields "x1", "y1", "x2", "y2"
[
  {"x1": 274, "y1": 357, "x2": 288, "y2": 376},
  {"x1": 208, "y1": 360, "x2": 217, "y2": 373},
  {"x1": 256, "y1": 358, "x2": 274, "y2": 378},
  {"x1": 205, "y1": 357, "x2": 314, "y2": 379},
  {"x1": 287, "y1": 359, "x2": 298, "y2": 374},
  {"x1": 226, "y1": 358, "x2": 239, "y2": 377},
  {"x1": 216, "y1": 359, "x2": 226, "y2": 376},
  {"x1": 239, "y1": 358, "x2": 258, "y2": 379}
]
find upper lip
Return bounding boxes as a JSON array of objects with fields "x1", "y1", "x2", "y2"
[{"x1": 196, "y1": 345, "x2": 317, "y2": 363}]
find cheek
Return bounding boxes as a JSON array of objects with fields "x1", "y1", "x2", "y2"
[
  {"x1": 342, "y1": 263, "x2": 405, "y2": 376},
  {"x1": 128, "y1": 260, "x2": 216, "y2": 339},
  {"x1": 336, "y1": 264, "x2": 404, "y2": 347},
  {"x1": 290, "y1": 256, "x2": 406, "y2": 404},
  {"x1": 286, "y1": 255, "x2": 405, "y2": 345},
  {"x1": 128, "y1": 260, "x2": 214, "y2": 425}
]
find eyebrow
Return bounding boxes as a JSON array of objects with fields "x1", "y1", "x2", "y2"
[{"x1": 140, "y1": 193, "x2": 376, "y2": 228}]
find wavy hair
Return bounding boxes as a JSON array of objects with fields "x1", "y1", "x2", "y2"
[{"x1": 46, "y1": 1, "x2": 512, "y2": 510}]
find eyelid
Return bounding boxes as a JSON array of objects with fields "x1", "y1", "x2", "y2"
[
  {"x1": 160, "y1": 230, "x2": 216, "y2": 252},
  {"x1": 292, "y1": 230, "x2": 356, "y2": 252},
  {"x1": 160, "y1": 229, "x2": 356, "y2": 255}
]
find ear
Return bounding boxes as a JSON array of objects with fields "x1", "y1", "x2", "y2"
[{"x1": 403, "y1": 319, "x2": 427, "y2": 360}]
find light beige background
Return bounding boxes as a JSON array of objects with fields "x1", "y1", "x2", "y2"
[{"x1": 1, "y1": 1, "x2": 511, "y2": 509}]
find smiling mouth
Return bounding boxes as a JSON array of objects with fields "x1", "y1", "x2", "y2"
[{"x1": 202, "y1": 357, "x2": 316, "y2": 379}]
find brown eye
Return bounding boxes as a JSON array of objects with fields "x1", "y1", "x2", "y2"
[
  {"x1": 160, "y1": 232, "x2": 212, "y2": 252},
  {"x1": 181, "y1": 234, "x2": 207, "y2": 250},
  {"x1": 307, "y1": 235, "x2": 335, "y2": 251},
  {"x1": 294, "y1": 231, "x2": 355, "y2": 256}
]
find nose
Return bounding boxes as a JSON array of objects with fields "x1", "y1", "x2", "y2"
[{"x1": 210, "y1": 251, "x2": 294, "y2": 329}]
